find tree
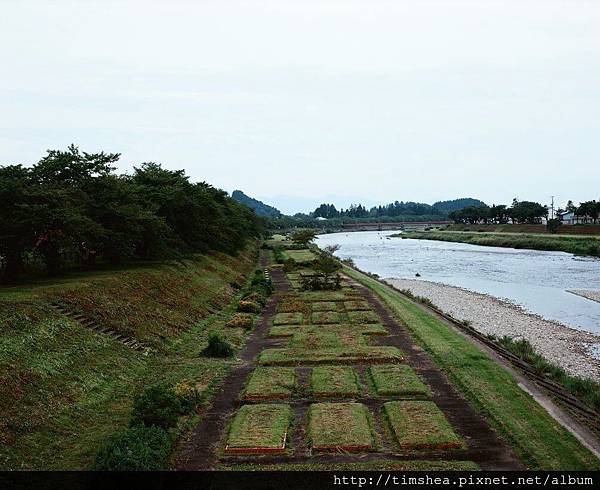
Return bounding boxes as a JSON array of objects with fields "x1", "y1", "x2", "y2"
[{"x1": 290, "y1": 229, "x2": 316, "y2": 246}]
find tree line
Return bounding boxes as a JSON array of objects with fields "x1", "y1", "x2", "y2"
[
  {"x1": 0, "y1": 146, "x2": 262, "y2": 283},
  {"x1": 448, "y1": 198, "x2": 600, "y2": 224}
]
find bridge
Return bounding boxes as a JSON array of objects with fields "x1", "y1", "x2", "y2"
[{"x1": 340, "y1": 221, "x2": 451, "y2": 232}]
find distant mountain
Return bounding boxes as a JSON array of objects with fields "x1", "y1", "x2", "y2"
[
  {"x1": 231, "y1": 190, "x2": 282, "y2": 218},
  {"x1": 433, "y1": 198, "x2": 487, "y2": 214}
]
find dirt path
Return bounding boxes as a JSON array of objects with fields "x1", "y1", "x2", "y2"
[{"x1": 176, "y1": 256, "x2": 522, "y2": 470}]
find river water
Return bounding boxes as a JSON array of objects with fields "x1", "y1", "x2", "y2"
[{"x1": 316, "y1": 230, "x2": 600, "y2": 335}]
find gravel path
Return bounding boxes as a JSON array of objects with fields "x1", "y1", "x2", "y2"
[
  {"x1": 387, "y1": 278, "x2": 600, "y2": 380},
  {"x1": 568, "y1": 289, "x2": 600, "y2": 304}
]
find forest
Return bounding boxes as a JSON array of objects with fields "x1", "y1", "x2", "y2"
[{"x1": 0, "y1": 146, "x2": 262, "y2": 283}]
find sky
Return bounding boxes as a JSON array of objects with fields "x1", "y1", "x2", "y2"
[{"x1": 1, "y1": 0, "x2": 599, "y2": 215}]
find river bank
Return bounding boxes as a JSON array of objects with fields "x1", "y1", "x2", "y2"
[
  {"x1": 397, "y1": 230, "x2": 600, "y2": 257},
  {"x1": 387, "y1": 278, "x2": 600, "y2": 381}
]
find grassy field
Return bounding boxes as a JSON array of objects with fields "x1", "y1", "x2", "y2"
[
  {"x1": 0, "y1": 246, "x2": 258, "y2": 470},
  {"x1": 308, "y1": 402, "x2": 374, "y2": 451},
  {"x1": 369, "y1": 364, "x2": 431, "y2": 397},
  {"x1": 345, "y1": 266, "x2": 600, "y2": 470},
  {"x1": 243, "y1": 368, "x2": 297, "y2": 400},
  {"x1": 218, "y1": 460, "x2": 480, "y2": 470},
  {"x1": 446, "y1": 223, "x2": 600, "y2": 236},
  {"x1": 384, "y1": 401, "x2": 465, "y2": 450},
  {"x1": 225, "y1": 404, "x2": 293, "y2": 453},
  {"x1": 399, "y1": 230, "x2": 600, "y2": 257},
  {"x1": 310, "y1": 366, "x2": 361, "y2": 397}
]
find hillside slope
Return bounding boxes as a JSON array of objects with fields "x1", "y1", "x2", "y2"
[
  {"x1": 232, "y1": 190, "x2": 282, "y2": 218},
  {"x1": 0, "y1": 245, "x2": 258, "y2": 469}
]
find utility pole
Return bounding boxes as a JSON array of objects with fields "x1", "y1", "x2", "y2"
[{"x1": 551, "y1": 195, "x2": 555, "y2": 220}]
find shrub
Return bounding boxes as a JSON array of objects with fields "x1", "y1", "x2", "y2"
[
  {"x1": 237, "y1": 300, "x2": 261, "y2": 313},
  {"x1": 283, "y1": 257, "x2": 296, "y2": 272},
  {"x1": 173, "y1": 379, "x2": 202, "y2": 412},
  {"x1": 202, "y1": 331, "x2": 234, "y2": 357},
  {"x1": 243, "y1": 290, "x2": 267, "y2": 307},
  {"x1": 130, "y1": 384, "x2": 183, "y2": 429},
  {"x1": 93, "y1": 426, "x2": 170, "y2": 471},
  {"x1": 226, "y1": 313, "x2": 253, "y2": 329}
]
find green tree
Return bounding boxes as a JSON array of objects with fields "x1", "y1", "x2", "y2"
[{"x1": 290, "y1": 229, "x2": 317, "y2": 246}]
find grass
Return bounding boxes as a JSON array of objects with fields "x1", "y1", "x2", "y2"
[
  {"x1": 369, "y1": 364, "x2": 431, "y2": 397},
  {"x1": 272, "y1": 312, "x2": 305, "y2": 325},
  {"x1": 299, "y1": 291, "x2": 348, "y2": 301},
  {"x1": 384, "y1": 401, "x2": 465, "y2": 450},
  {"x1": 347, "y1": 310, "x2": 381, "y2": 324},
  {"x1": 0, "y1": 245, "x2": 258, "y2": 470},
  {"x1": 491, "y1": 335, "x2": 600, "y2": 412},
  {"x1": 258, "y1": 346, "x2": 403, "y2": 366},
  {"x1": 244, "y1": 368, "x2": 297, "y2": 400},
  {"x1": 268, "y1": 324, "x2": 388, "y2": 338},
  {"x1": 345, "y1": 266, "x2": 600, "y2": 469},
  {"x1": 310, "y1": 311, "x2": 341, "y2": 324},
  {"x1": 311, "y1": 301, "x2": 338, "y2": 312},
  {"x1": 344, "y1": 300, "x2": 371, "y2": 311},
  {"x1": 225, "y1": 404, "x2": 293, "y2": 453},
  {"x1": 282, "y1": 249, "x2": 316, "y2": 263},
  {"x1": 399, "y1": 230, "x2": 600, "y2": 257},
  {"x1": 308, "y1": 403, "x2": 374, "y2": 451},
  {"x1": 217, "y1": 460, "x2": 480, "y2": 470},
  {"x1": 310, "y1": 367, "x2": 361, "y2": 397}
]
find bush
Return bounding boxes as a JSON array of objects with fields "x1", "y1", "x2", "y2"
[
  {"x1": 202, "y1": 331, "x2": 234, "y2": 357},
  {"x1": 243, "y1": 290, "x2": 267, "y2": 307},
  {"x1": 283, "y1": 257, "x2": 296, "y2": 272},
  {"x1": 237, "y1": 300, "x2": 261, "y2": 313},
  {"x1": 225, "y1": 313, "x2": 253, "y2": 329},
  {"x1": 130, "y1": 384, "x2": 183, "y2": 429},
  {"x1": 93, "y1": 425, "x2": 170, "y2": 471},
  {"x1": 173, "y1": 379, "x2": 202, "y2": 413}
]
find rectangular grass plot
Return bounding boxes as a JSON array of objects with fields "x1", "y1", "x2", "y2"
[
  {"x1": 369, "y1": 365, "x2": 431, "y2": 397},
  {"x1": 344, "y1": 300, "x2": 371, "y2": 311},
  {"x1": 311, "y1": 301, "x2": 338, "y2": 312},
  {"x1": 348, "y1": 310, "x2": 380, "y2": 324},
  {"x1": 311, "y1": 366, "x2": 360, "y2": 397},
  {"x1": 383, "y1": 401, "x2": 465, "y2": 450},
  {"x1": 258, "y1": 346, "x2": 403, "y2": 366},
  {"x1": 273, "y1": 312, "x2": 304, "y2": 325},
  {"x1": 311, "y1": 311, "x2": 341, "y2": 324},
  {"x1": 244, "y1": 367, "x2": 297, "y2": 400},
  {"x1": 309, "y1": 403, "x2": 374, "y2": 452},
  {"x1": 225, "y1": 404, "x2": 293, "y2": 454}
]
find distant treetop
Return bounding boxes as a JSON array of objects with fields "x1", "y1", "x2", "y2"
[
  {"x1": 232, "y1": 190, "x2": 282, "y2": 218},
  {"x1": 432, "y1": 198, "x2": 487, "y2": 213}
]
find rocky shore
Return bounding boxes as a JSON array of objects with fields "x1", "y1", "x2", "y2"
[{"x1": 387, "y1": 278, "x2": 600, "y2": 380}]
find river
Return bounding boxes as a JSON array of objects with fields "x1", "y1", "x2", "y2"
[{"x1": 316, "y1": 230, "x2": 600, "y2": 335}]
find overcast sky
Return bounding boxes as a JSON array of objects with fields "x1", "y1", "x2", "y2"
[{"x1": 2, "y1": 0, "x2": 599, "y2": 214}]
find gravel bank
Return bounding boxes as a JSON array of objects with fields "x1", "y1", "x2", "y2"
[
  {"x1": 568, "y1": 289, "x2": 600, "y2": 304},
  {"x1": 387, "y1": 278, "x2": 600, "y2": 380}
]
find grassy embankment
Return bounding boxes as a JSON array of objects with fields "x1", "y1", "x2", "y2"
[
  {"x1": 0, "y1": 245, "x2": 258, "y2": 470},
  {"x1": 344, "y1": 266, "x2": 600, "y2": 470},
  {"x1": 398, "y1": 230, "x2": 600, "y2": 257}
]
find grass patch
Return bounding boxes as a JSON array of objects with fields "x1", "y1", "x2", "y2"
[
  {"x1": 217, "y1": 460, "x2": 480, "y2": 470},
  {"x1": 0, "y1": 245, "x2": 258, "y2": 470},
  {"x1": 268, "y1": 324, "x2": 388, "y2": 338},
  {"x1": 272, "y1": 312, "x2": 305, "y2": 325},
  {"x1": 399, "y1": 231, "x2": 600, "y2": 258},
  {"x1": 308, "y1": 402, "x2": 373, "y2": 451},
  {"x1": 346, "y1": 266, "x2": 600, "y2": 469},
  {"x1": 258, "y1": 346, "x2": 403, "y2": 366},
  {"x1": 310, "y1": 311, "x2": 341, "y2": 324},
  {"x1": 282, "y1": 249, "x2": 316, "y2": 263},
  {"x1": 384, "y1": 401, "x2": 465, "y2": 450},
  {"x1": 225, "y1": 404, "x2": 293, "y2": 454},
  {"x1": 369, "y1": 364, "x2": 431, "y2": 397},
  {"x1": 492, "y1": 335, "x2": 600, "y2": 412},
  {"x1": 299, "y1": 291, "x2": 348, "y2": 302},
  {"x1": 348, "y1": 310, "x2": 381, "y2": 324},
  {"x1": 344, "y1": 300, "x2": 371, "y2": 311},
  {"x1": 310, "y1": 366, "x2": 360, "y2": 397},
  {"x1": 244, "y1": 368, "x2": 297, "y2": 400},
  {"x1": 311, "y1": 301, "x2": 338, "y2": 312}
]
